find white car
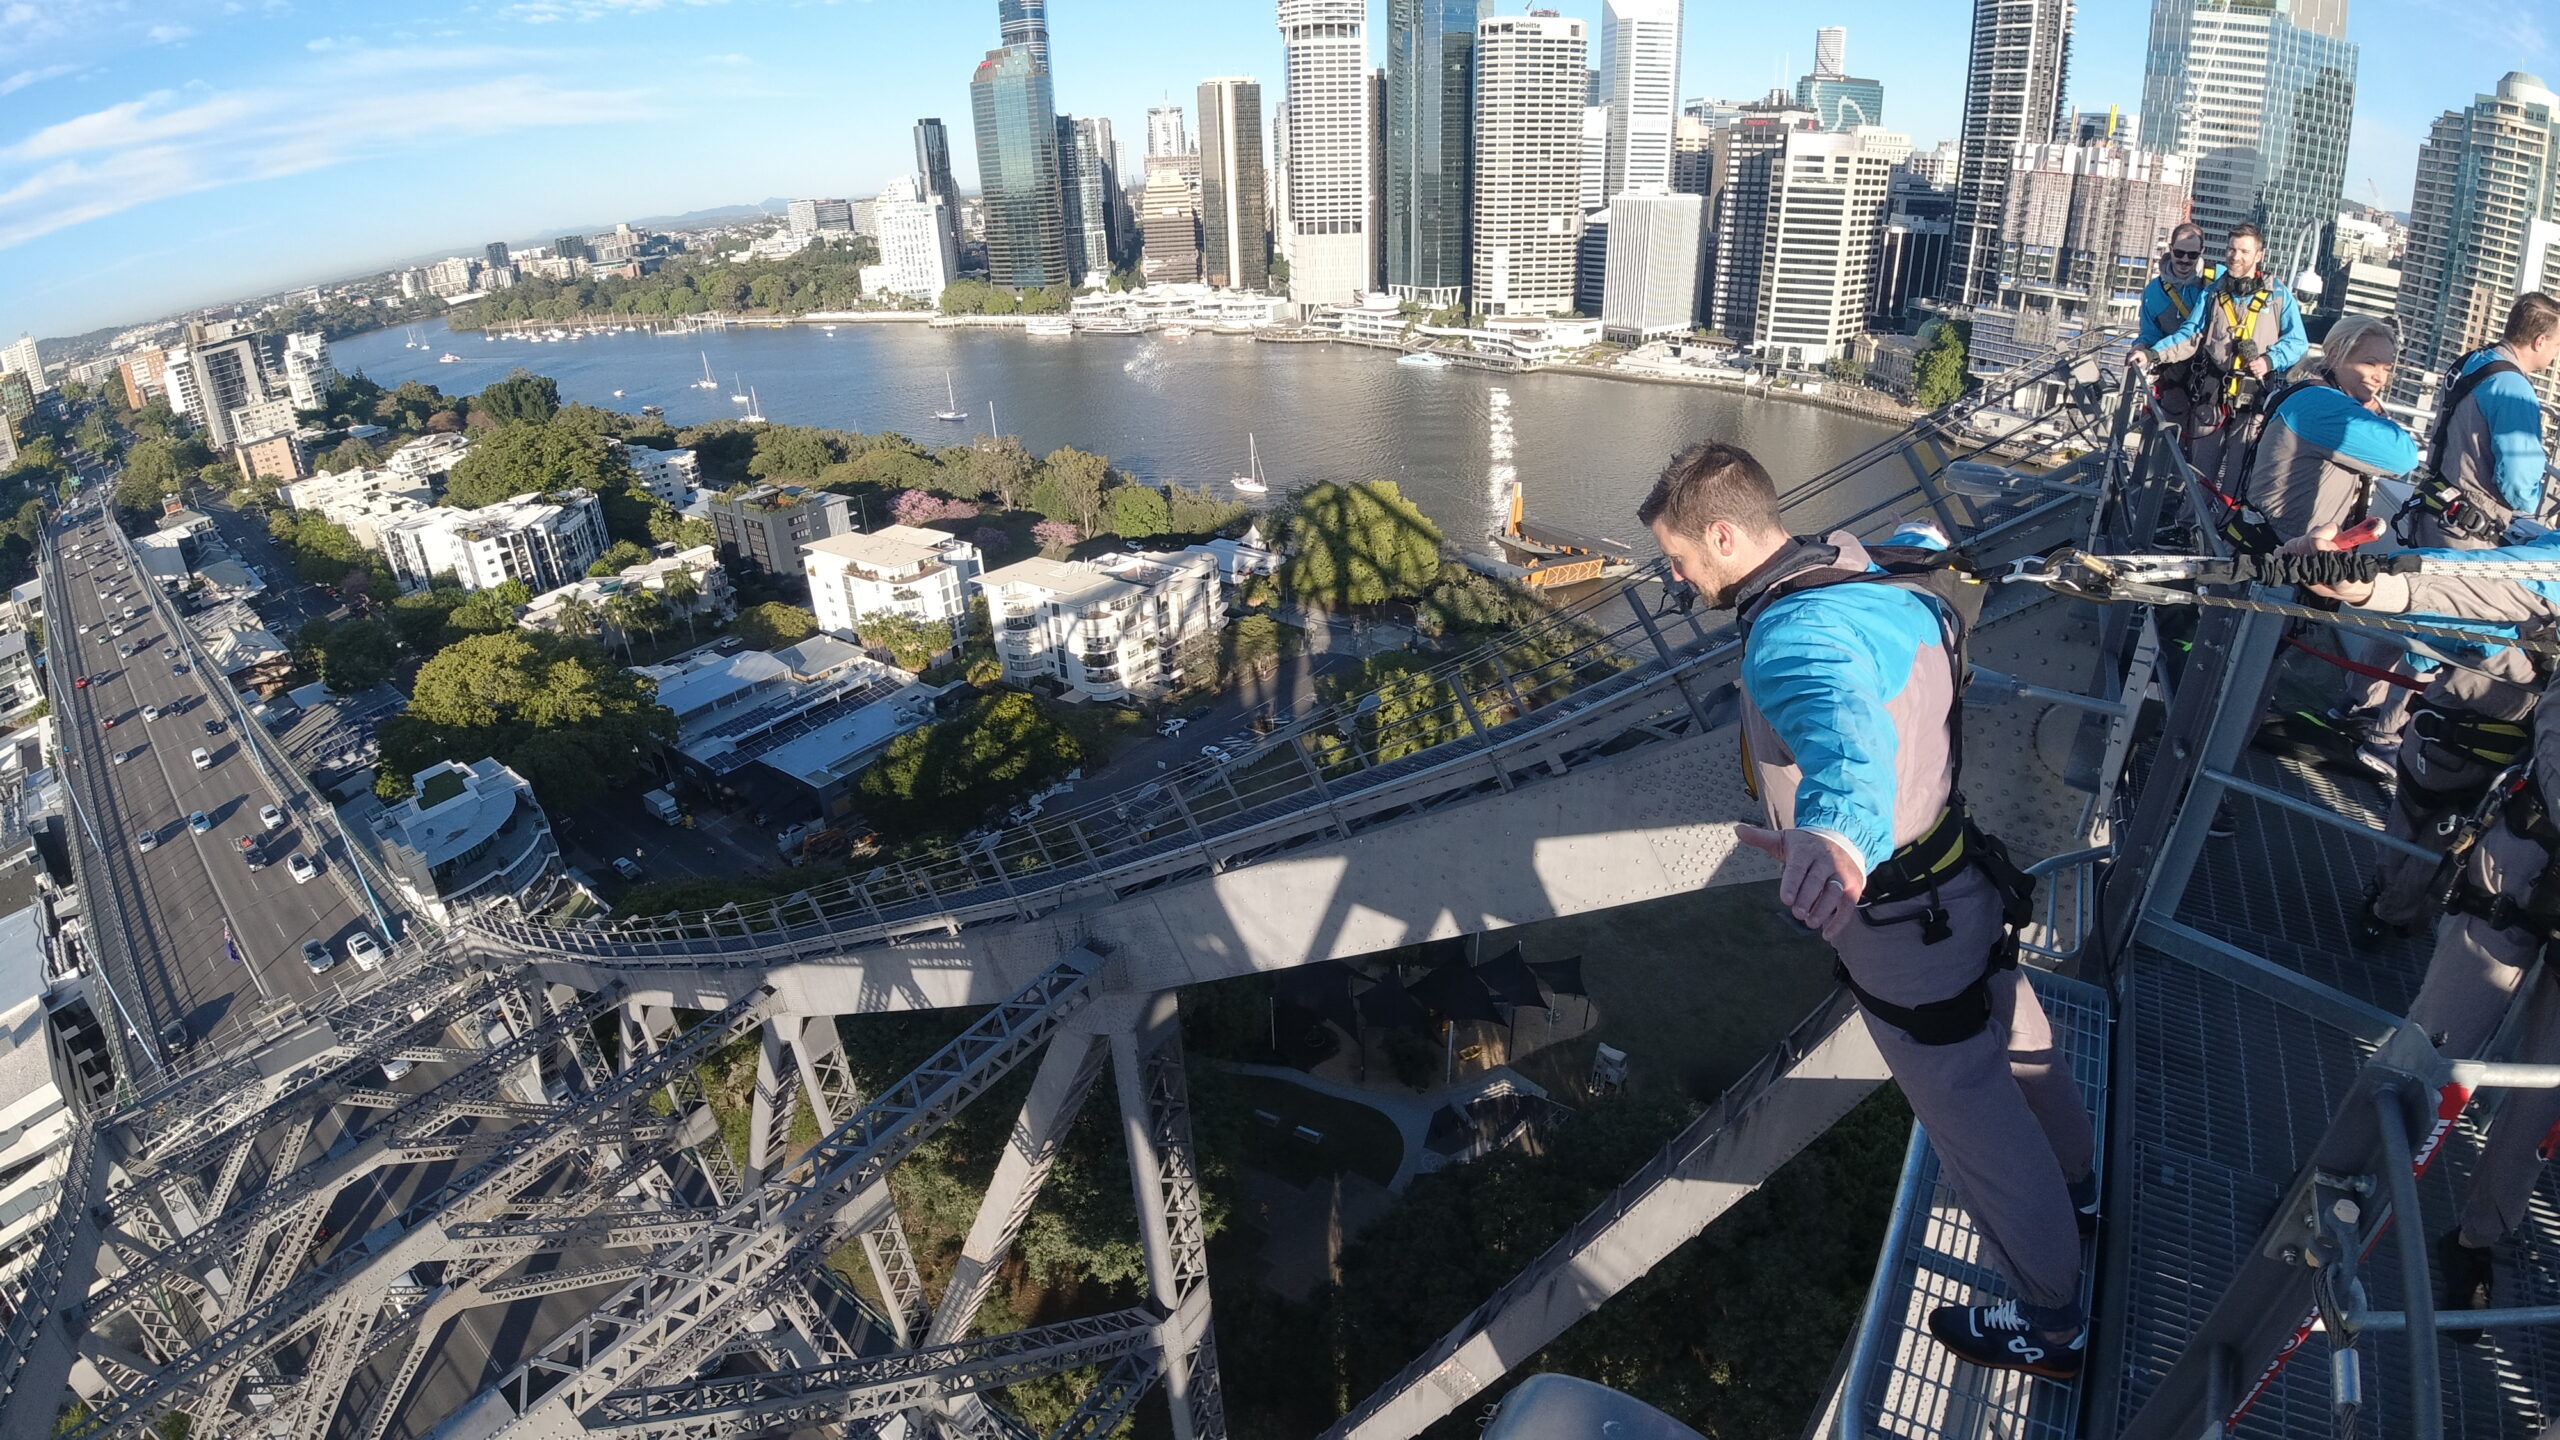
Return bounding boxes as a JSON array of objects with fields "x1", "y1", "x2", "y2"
[
  {"x1": 287, "y1": 852, "x2": 317, "y2": 884},
  {"x1": 345, "y1": 931, "x2": 383, "y2": 971},
  {"x1": 380, "y1": 1057, "x2": 415, "y2": 1083},
  {"x1": 142, "y1": 705, "x2": 160, "y2": 723},
  {"x1": 134, "y1": 830, "x2": 158, "y2": 853},
  {"x1": 260, "y1": 804, "x2": 283, "y2": 830},
  {"x1": 190, "y1": 747, "x2": 210, "y2": 770},
  {"x1": 1156, "y1": 717, "x2": 1190, "y2": 737}
]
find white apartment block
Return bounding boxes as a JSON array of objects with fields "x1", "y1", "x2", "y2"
[
  {"x1": 390, "y1": 432, "x2": 473, "y2": 485},
  {"x1": 381, "y1": 491, "x2": 608, "y2": 595},
  {"x1": 425, "y1": 257, "x2": 478, "y2": 298},
  {"x1": 1475, "y1": 13, "x2": 1591, "y2": 317},
  {"x1": 277, "y1": 468, "x2": 435, "y2": 549},
  {"x1": 1602, "y1": 190, "x2": 1705, "y2": 341},
  {"x1": 803, "y1": 526, "x2": 984, "y2": 642},
  {"x1": 0, "y1": 907, "x2": 90, "y2": 1296},
  {"x1": 1278, "y1": 0, "x2": 1374, "y2": 308},
  {"x1": 1581, "y1": 106, "x2": 1611, "y2": 214},
  {"x1": 865, "y1": 175, "x2": 959, "y2": 301},
  {"x1": 523, "y1": 545, "x2": 733, "y2": 635},
  {"x1": 282, "y1": 332, "x2": 337, "y2": 411},
  {"x1": 227, "y1": 395, "x2": 297, "y2": 443},
  {"x1": 977, "y1": 549, "x2": 1225, "y2": 702},
  {"x1": 1753, "y1": 128, "x2": 1896, "y2": 364},
  {"x1": 1601, "y1": 0, "x2": 1682, "y2": 199},
  {"x1": 0, "y1": 335, "x2": 41, "y2": 392},
  {"x1": 619, "y1": 444, "x2": 701, "y2": 508}
]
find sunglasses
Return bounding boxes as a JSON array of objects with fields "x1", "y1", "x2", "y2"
[{"x1": 2170, "y1": 249, "x2": 2202, "y2": 259}]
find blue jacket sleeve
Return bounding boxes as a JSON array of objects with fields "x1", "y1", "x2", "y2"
[
  {"x1": 2137, "y1": 279, "x2": 2178, "y2": 348},
  {"x1": 1742, "y1": 604, "x2": 1905, "y2": 872},
  {"x1": 2264, "y1": 286, "x2": 2309, "y2": 372},
  {"x1": 2147, "y1": 289, "x2": 2211, "y2": 363},
  {"x1": 2275, "y1": 389, "x2": 2419, "y2": 478},
  {"x1": 2477, "y1": 369, "x2": 2551, "y2": 514}
]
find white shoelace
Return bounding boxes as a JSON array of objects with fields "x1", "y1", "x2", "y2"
[{"x1": 1977, "y1": 1299, "x2": 2029, "y2": 1332}]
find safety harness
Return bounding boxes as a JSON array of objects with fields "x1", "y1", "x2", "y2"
[
  {"x1": 2149, "y1": 265, "x2": 2219, "y2": 396},
  {"x1": 2433, "y1": 763, "x2": 2560, "y2": 953},
  {"x1": 2405, "y1": 350, "x2": 2528, "y2": 542},
  {"x1": 2218, "y1": 286, "x2": 2276, "y2": 405},
  {"x1": 2199, "y1": 377, "x2": 2356, "y2": 556},
  {"x1": 1737, "y1": 542, "x2": 2039, "y2": 1045}
]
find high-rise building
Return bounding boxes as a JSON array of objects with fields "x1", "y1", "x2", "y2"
[
  {"x1": 1199, "y1": 78, "x2": 1272, "y2": 291},
  {"x1": 2073, "y1": 109, "x2": 2139, "y2": 146},
  {"x1": 173, "y1": 322, "x2": 281, "y2": 449},
  {"x1": 1140, "y1": 166, "x2": 1203, "y2": 283},
  {"x1": 2395, "y1": 71, "x2": 2560, "y2": 414},
  {"x1": 1815, "y1": 26, "x2": 1847, "y2": 78},
  {"x1": 1748, "y1": 128, "x2": 1898, "y2": 362},
  {"x1": 485, "y1": 241, "x2": 511, "y2": 270},
  {"x1": 867, "y1": 175, "x2": 960, "y2": 300},
  {"x1": 1278, "y1": 0, "x2": 1375, "y2": 307},
  {"x1": 0, "y1": 335, "x2": 40, "y2": 393},
  {"x1": 997, "y1": 0, "x2": 1049, "y2": 68},
  {"x1": 1473, "y1": 11, "x2": 1590, "y2": 317},
  {"x1": 281, "y1": 333, "x2": 338, "y2": 412},
  {"x1": 787, "y1": 199, "x2": 854, "y2": 236},
  {"x1": 1600, "y1": 0, "x2": 1681, "y2": 198},
  {"x1": 1992, "y1": 141, "x2": 2192, "y2": 326},
  {"x1": 1370, "y1": 67, "x2": 1389, "y2": 289},
  {"x1": 1581, "y1": 105, "x2": 1611, "y2": 213},
  {"x1": 1386, "y1": 0, "x2": 1486, "y2": 306},
  {"x1": 1672, "y1": 114, "x2": 1714, "y2": 197},
  {"x1": 1601, "y1": 190, "x2": 1704, "y2": 341},
  {"x1": 970, "y1": 45, "x2": 1069, "y2": 288},
  {"x1": 2142, "y1": 0, "x2": 2356, "y2": 280},
  {"x1": 1948, "y1": 0, "x2": 2075, "y2": 305},
  {"x1": 1702, "y1": 114, "x2": 1811, "y2": 335},
  {"x1": 554, "y1": 234, "x2": 592, "y2": 262},
  {"x1": 1148, "y1": 104, "x2": 1191, "y2": 158},
  {"x1": 1794, "y1": 29, "x2": 1883, "y2": 131},
  {"x1": 915, "y1": 118, "x2": 964, "y2": 259},
  {"x1": 1059, "y1": 117, "x2": 1114, "y2": 286}
]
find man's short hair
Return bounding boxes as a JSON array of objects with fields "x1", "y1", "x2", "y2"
[
  {"x1": 2506, "y1": 292, "x2": 2560, "y2": 348},
  {"x1": 2227, "y1": 222, "x2": 2264, "y2": 247},
  {"x1": 2170, "y1": 222, "x2": 2204, "y2": 246},
  {"x1": 1637, "y1": 442, "x2": 1785, "y2": 539}
]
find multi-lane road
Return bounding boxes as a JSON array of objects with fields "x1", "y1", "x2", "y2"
[{"x1": 47, "y1": 503, "x2": 381, "y2": 1067}]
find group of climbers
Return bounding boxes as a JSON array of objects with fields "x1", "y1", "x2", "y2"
[{"x1": 1639, "y1": 221, "x2": 2559, "y2": 1378}]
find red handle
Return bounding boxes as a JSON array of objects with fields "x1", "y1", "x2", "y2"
[{"x1": 2333, "y1": 518, "x2": 2388, "y2": 550}]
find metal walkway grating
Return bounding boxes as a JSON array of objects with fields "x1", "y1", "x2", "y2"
[{"x1": 1844, "y1": 970, "x2": 2109, "y2": 1439}]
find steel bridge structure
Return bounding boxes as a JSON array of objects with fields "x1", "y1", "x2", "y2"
[{"x1": 18, "y1": 338, "x2": 2558, "y2": 1440}]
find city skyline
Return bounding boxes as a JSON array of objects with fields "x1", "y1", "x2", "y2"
[{"x1": 0, "y1": 0, "x2": 2544, "y2": 339}]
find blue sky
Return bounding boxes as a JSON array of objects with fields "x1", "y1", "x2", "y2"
[{"x1": 0, "y1": 0, "x2": 2546, "y2": 342}]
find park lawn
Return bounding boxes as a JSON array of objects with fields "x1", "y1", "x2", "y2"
[{"x1": 1233, "y1": 1075, "x2": 1406, "y2": 1188}]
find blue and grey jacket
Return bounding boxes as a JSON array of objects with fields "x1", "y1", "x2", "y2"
[
  {"x1": 2354, "y1": 529, "x2": 2560, "y2": 738},
  {"x1": 2240, "y1": 380, "x2": 2420, "y2": 544},
  {"x1": 2149, "y1": 271, "x2": 2311, "y2": 396},
  {"x1": 1736, "y1": 533, "x2": 1958, "y2": 875},
  {"x1": 2433, "y1": 347, "x2": 2552, "y2": 533},
  {"x1": 2136, "y1": 257, "x2": 2214, "y2": 349}
]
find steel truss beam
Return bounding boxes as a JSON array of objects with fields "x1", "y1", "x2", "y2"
[
  {"x1": 794, "y1": 1014, "x2": 934, "y2": 1346},
  {"x1": 1041, "y1": 1352, "x2": 1162, "y2": 1440},
  {"x1": 485, "y1": 953, "x2": 1103, "y2": 1436},
  {"x1": 61, "y1": 990, "x2": 776, "y2": 1440},
  {"x1": 438, "y1": 1211, "x2": 723, "y2": 1260},
  {"x1": 585, "y1": 1306, "x2": 1161, "y2": 1438},
  {"x1": 1111, "y1": 992, "x2": 1223, "y2": 1440}
]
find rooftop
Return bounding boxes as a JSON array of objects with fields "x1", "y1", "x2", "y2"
[
  {"x1": 373, "y1": 758, "x2": 528, "y2": 869},
  {"x1": 975, "y1": 555, "x2": 1142, "y2": 607},
  {"x1": 773, "y1": 634, "x2": 866, "y2": 679},
  {"x1": 642, "y1": 650, "x2": 791, "y2": 728},
  {"x1": 803, "y1": 525, "x2": 969, "y2": 577}
]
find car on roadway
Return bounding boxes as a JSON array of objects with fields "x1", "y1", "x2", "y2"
[
  {"x1": 160, "y1": 647, "x2": 175, "y2": 660},
  {"x1": 204, "y1": 719, "x2": 225, "y2": 735},
  {"x1": 346, "y1": 931, "x2": 383, "y2": 971},
  {"x1": 239, "y1": 837, "x2": 265, "y2": 871},
  {"x1": 187, "y1": 811, "x2": 211, "y2": 834},
  {"x1": 113, "y1": 748, "x2": 133, "y2": 765},
  {"x1": 142, "y1": 705, "x2": 159, "y2": 722},
  {"x1": 381, "y1": 1058, "x2": 415, "y2": 1083},
  {"x1": 1200, "y1": 744, "x2": 1232, "y2": 765},
  {"x1": 172, "y1": 663, "x2": 187, "y2": 676},
  {"x1": 100, "y1": 717, "x2": 115, "y2": 731},
  {"x1": 288, "y1": 853, "x2": 317, "y2": 884},
  {"x1": 259, "y1": 804, "x2": 283, "y2": 830},
  {"x1": 1156, "y1": 716, "x2": 1190, "y2": 737},
  {"x1": 158, "y1": 1020, "x2": 190, "y2": 1058},
  {"x1": 72, "y1": 677, "x2": 87, "y2": 690},
  {"x1": 190, "y1": 747, "x2": 210, "y2": 770},
  {"x1": 301, "y1": 940, "x2": 334, "y2": 974},
  {"x1": 134, "y1": 829, "x2": 158, "y2": 853},
  {"x1": 610, "y1": 856, "x2": 643, "y2": 881}
]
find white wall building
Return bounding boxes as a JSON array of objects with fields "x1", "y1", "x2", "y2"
[
  {"x1": 425, "y1": 257, "x2": 478, "y2": 298},
  {"x1": 0, "y1": 335, "x2": 41, "y2": 393},
  {"x1": 277, "y1": 468, "x2": 435, "y2": 549},
  {"x1": 227, "y1": 396, "x2": 297, "y2": 443},
  {"x1": 380, "y1": 491, "x2": 609, "y2": 595},
  {"x1": 281, "y1": 332, "x2": 337, "y2": 412},
  {"x1": 357, "y1": 759, "x2": 561, "y2": 925},
  {"x1": 0, "y1": 905, "x2": 93, "y2": 1295},
  {"x1": 522, "y1": 545, "x2": 732, "y2": 635},
  {"x1": 389, "y1": 432, "x2": 473, "y2": 486},
  {"x1": 1475, "y1": 12, "x2": 1592, "y2": 317},
  {"x1": 1278, "y1": 0, "x2": 1375, "y2": 308},
  {"x1": 803, "y1": 526, "x2": 985, "y2": 642},
  {"x1": 619, "y1": 444, "x2": 701, "y2": 508},
  {"x1": 1580, "y1": 105, "x2": 1611, "y2": 214},
  {"x1": 977, "y1": 549, "x2": 1225, "y2": 702},
  {"x1": 1601, "y1": 0, "x2": 1682, "y2": 199},
  {"x1": 1753, "y1": 127, "x2": 1897, "y2": 364},
  {"x1": 1601, "y1": 190, "x2": 1704, "y2": 341},
  {"x1": 865, "y1": 174, "x2": 959, "y2": 301}
]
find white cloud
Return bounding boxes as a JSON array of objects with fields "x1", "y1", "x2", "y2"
[
  {"x1": 145, "y1": 22, "x2": 194, "y2": 42},
  {"x1": 0, "y1": 63, "x2": 77, "y2": 96},
  {"x1": 0, "y1": 55, "x2": 659, "y2": 252},
  {"x1": 505, "y1": 0, "x2": 731, "y2": 23}
]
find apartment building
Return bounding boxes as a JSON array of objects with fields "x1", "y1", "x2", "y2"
[
  {"x1": 389, "y1": 433, "x2": 474, "y2": 486},
  {"x1": 619, "y1": 444, "x2": 701, "y2": 508},
  {"x1": 802, "y1": 526, "x2": 984, "y2": 642},
  {"x1": 706, "y1": 485, "x2": 854, "y2": 576},
  {"x1": 358, "y1": 759, "x2": 561, "y2": 925},
  {"x1": 521, "y1": 545, "x2": 732, "y2": 635},
  {"x1": 976, "y1": 548, "x2": 1225, "y2": 702},
  {"x1": 380, "y1": 491, "x2": 608, "y2": 595},
  {"x1": 278, "y1": 468, "x2": 435, "y2": 549}
]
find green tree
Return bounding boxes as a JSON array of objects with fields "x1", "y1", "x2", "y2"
[
  {"x1": 552, "y1": 596, "x2": 603, "y2": 643},
  {"x1": 270, "y1": 511, "x2": 375, "y2": 589},
  {"x1": 1281, "y1": 480, "x2": 1444, "y2": 610},
  {"x1": 377, "y1": 630, "x2": 677, "y2": 811},
  {"x1": 660, "y1": 569, "x2": 704, "y2": 643},
  {"x1": 389, "y1": 584, "x2": 470, "y2": 653},
  {"x1": 444, "y1": 419, "x2": 633, "y2": 508},
  {"x1": 732, "y1": 601, "x2": 818, "y2": 651},
  {"x1": 854, "y1": 692, "x2": 1083, "y2": 837},
  {"x1": 1033, "y1": 447, "x2": 1109, "y2": 534},
  {"x1": 295, "y1": 616, "x2": 400, "y2": 692},
  {"x1": 447, "y1": 581, "x2": 533, "y2": 636},
  {"x1": 606, "y1": 587, "x2": 668, "y2": 651},
  {"x1": 1912, "y1": 320, "x2": 1972, "y2": 409},
  {"x1": 747, "y1": 426, "x2": 847, "y2": 481},
  {"x1": 316, "y1": 438, "x2": 382, "y2": 474},
  {"x1": 855, "y1": 610, "x2": 946, "y2": 671},
  {"x1": 476, "y1": 372, "x2": 563, "y2": 426},
  {"x1": 1104, "y1": 484, "x2": 1170, "y2": 539},
  {"x1": 964, "y1": 436, "x2": 1035, "y2": 509},
  {"x1": 587, "y1": 540, "x2": 653, "y2": 577},
  {"x1": 1165, "y1": 484, "x2": 1249, "y2": 536}
]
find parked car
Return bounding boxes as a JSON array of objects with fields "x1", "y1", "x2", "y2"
[
  {"x1": 345, "y1": 931, "x2": 382, "y2": 971},
  {"x1": 113, "y1": 748, "x2": 132, "y2": 765},
  {"x1": 259, "y1": 804, "x2": 283, "y2": 830},
  {"x1": 158, "y1": 1019, "x2": 189, "y2": 1058},
  {"x1": 301, "y1": 940, "x2": 334, "y2": 974},
  {"x1": 610, "y1": 856, "x2": 643, "y2": 881},
  {"x1": 1156, "y1": 716, "x2": 1190, "y2": 737},
  {"x1": 288, "y1": 852, "x2": 317, "y2": 884}
]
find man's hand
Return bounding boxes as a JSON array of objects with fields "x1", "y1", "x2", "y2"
[
  {"x1": 1736, "y1": 825, "x2": 1867, "y2": 941},
  {"x1": 2280, "y1": 522, "x2": 2383, "y2": 605},
  {"x1": 2248, "y1": 355, "x2": 2272, "y2": 379},
  {"x1": 2127, "y1": 348, "x2": 2155, "y2": 373}
]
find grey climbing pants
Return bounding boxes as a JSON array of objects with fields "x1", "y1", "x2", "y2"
[{"x1": 1835, "y1": 866, "x2": 2096, "y2": 1314}]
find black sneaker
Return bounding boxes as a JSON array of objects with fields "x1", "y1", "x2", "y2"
[
  {"x1": 1926, "y1": 1300, "x2": 2086, "y2": 1379},
  {"x1": 2208, "y1": 802, "x2": 2238, "y2": 839},
  {"x1": 2441, "y1": 1231, "x2": 2493, "y2": 1344},
  {"x1": 2070, "y1": 1172, "x2": 2101, "y2": 1239}
]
